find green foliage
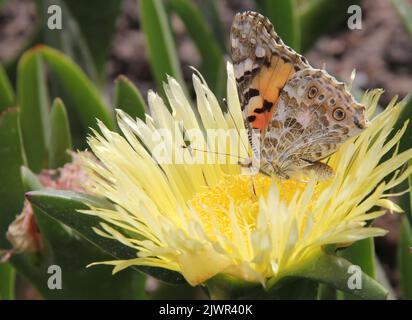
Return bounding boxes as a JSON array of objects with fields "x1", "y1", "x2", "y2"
[
  {"x1": 11, "y1": 168, "x2": 147, "y2": 299},
  {"x1": 399, "y1": 216, "x2": 412, "y2": 299},
  {"x1": 170, "y1": 0, "x2": 225, "y2": 97},
  {"x1": 0, "y1": 108, "x2": 26, "y2": 248},
  {"x1": 337, "y1": 238, "x2": 376, "y2": 300},
  {"x1": 62, "y1": 0, "x2": 122, "y2": 80},
  {"x1": 114, "y1": 75, "x2": 147, "y2": 120},
  {"x1": 0, "y1": 263, "x2": 15, "y2": 300},
  {"x1": 299, "y1": 0, "x2": 360, "y2": 52},
  {"x1": 195, "y1": 0, "x2": 227, "y2": 53},
  {"x1": 35, "y1": 0, "x2": 121, "y2": 83},
  {"x1": 1, "y1": 0, "x2": 410, "y2": 300},
  {"x1": 256, "y1": 0, "x2": 301, "y2": 51},
  {"x1": 39, "y1": 46, "x2": 115, "y2": 132},
  {"x1": 48, "y1": 98, "x2": 72, "y2": 169},
  {"x1": 267, "y1": 253, "x2": 388, "y2": 300},
  {"x1": 26, "y1": 189, "x2": 187, "y2": 285},
  {"x1": 139, "y1": 0, "x2": 185, "y2": 95},
  {"x1": 17, "y1": 50, "x2": 50, "y2": 173},
  {"x1": 0, "y1": 64, "x2": 15, "y2": 110}
]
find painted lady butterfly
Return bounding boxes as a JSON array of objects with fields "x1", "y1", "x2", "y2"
[{"x1": 231, "y1": 11, "x2": 369, "y2": 180}]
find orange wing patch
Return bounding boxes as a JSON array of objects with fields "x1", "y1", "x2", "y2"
[{"x1": 245, "y1": 56, "x2": 294, "y2": 132}]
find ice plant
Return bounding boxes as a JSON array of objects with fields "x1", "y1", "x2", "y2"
[{"x1": 80, "y1": 63, "x2": 412, "y2": 299}]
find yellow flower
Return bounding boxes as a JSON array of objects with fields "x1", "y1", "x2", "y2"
[{"x1": 80, "y1": 63, "x2": 412, "y2": 287}]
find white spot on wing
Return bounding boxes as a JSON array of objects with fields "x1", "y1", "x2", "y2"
[{"x1": 255, "y1": 46, "x2": 265, "y2": 58}]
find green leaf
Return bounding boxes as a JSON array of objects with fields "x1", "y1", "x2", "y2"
[
  {"x1": 139, "y1": 0, "x2": 185, "y2": 95},
  {"x1": 48, "y1": 98, "x2": 73, "y2": 169},
  {"x1": 114, "y1": 75, "x2": 147, "y2": 120},
  {"x1": 394, "y1": 95, "x2": 412, "y2": 227},
  {"x1": 337, "y1": 238, "x2": 376, "y2": 300},
  {"x1": 268, "y1": 253, "x2": 388, "y2": 300},
  {"x1": 36, "y1": 0, "x2": 99, "y2": 83},
  {"x1": 38, "y1": 46, "x2": 115, "y2": 132},
  {"x1": 17, "y1": 50, "x2": 50, "y2": 172},
  {"x1": 62, "y1": 0, "x2": 122, "y2": 80},
  {"x1": 299, "y1": 0, "x2": 360, "y2": 52},
  {"x1": 194, "y1": 0, "x2": 227, "y2": 53},
  {"x1": 14, "y1": 168, "x2": 148, "y2": 299},
  {"x1": 170, "y1": 0, "x2": 225, "y2": 97},
  {"x1": 396, "y1": 94, "x2": 412, "y2": 153},
  {"x1": 268, "y1": 278, "x2": 319, "y2": 299},
  {"x1": 0, "y1": 263, "x2": 15, "y2": 300},
  {"x1": 399, "y1": 216, "x2": 412, "y2": 299},
  {"x1": 21, "y1": 166, "x2": 43, "y2": 191},
  {"x1": 392, "y1": 0, "x2": 412, "y2": 42},
  {"x1": 317, "y1": 284, "x2": 337, "y2": 300},
  {"x1": 0, "y1": 64, "x2": 15, "y2": 111},
  {"x1": 206, "y1": 274, "x2": 318, "y2": 300},
  {"x1": 206, "y1": 274, "x2": 264, "y2": 299},
  {"x1": 256, "y1": 0, "x2": 301, "y2": 51},
  {"x1": 0, "y1": 108, "x2": 25, "y2": 248},
  {"x1": 26, "y1": 189, "x2": 186, "y2": 285}
]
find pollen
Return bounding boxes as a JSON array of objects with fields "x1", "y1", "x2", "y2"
[{"x1": 189, "y1": 174, "x2": 307, "y2": 241}]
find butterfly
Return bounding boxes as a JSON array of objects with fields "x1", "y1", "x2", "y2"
[{"x1": 230, "y1": 11, "x2": 369, "y2": 180}]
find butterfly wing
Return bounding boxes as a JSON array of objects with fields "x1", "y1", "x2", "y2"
[
  {"x1": 262, "y1": 68, "x2": 368, "y2": 176},
  {"x1": 230, "y1": 11, "x2": 310, "y2": 136}
]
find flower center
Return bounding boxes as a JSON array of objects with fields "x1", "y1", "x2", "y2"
[{"x1": 189, "y1": 174, "x2": 307, "y2": 241}]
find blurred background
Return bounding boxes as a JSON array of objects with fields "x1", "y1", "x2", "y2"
[{"x1": 0, "y1": 0, "x2": 412, "y2": 300}]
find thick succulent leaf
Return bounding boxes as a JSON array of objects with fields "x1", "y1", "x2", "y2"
[
  {"x1": 139, "y1": 0, "x2": 185, "y2": 95},
  {"x1": 256, "y1": 0, "x2": 301, "y2": 51},
  {"x1": 0, "y1": 108, "x2": 24, "y2": 300},
  {"x1": 395, "y1": 94, "x2": 412, "y2": 153},
  {"x1": 26, "y1": 189, "x2": 186, "y2": 285},
  {"x1": 35, "y1": 0, "x2": 98, "y2": 83},
  {"x1": 15, "y1": 168, "x2": 147, "y2": 299},
  {"x1": 268, "y1": 253, "x2": 388, "y2": 300},
  {"x1": 0, "y1": 64, "x2": 15, "y2": 111},
  {"x1": 17, "y1": 50, "x2": 50, "y2": 172},
  {"x1": 62, "y1": 0, "x2": 122, "y2": 80},
  {"x1": 0, "y1": 108, "x2": 25, "y2": 248},
  {"x1": 170, "y1": 0, "x2": 225, "y2": 97},
  {"x1": 207, "y1": 274, "x2": 318, "y2": 300},
  {"x1": 194, "y1": 0, "x2": 227, "y2": 53},
  {"x1": 317, "y1": 283, "x2": 337, "y2": 300},
  {"x1": 48, "y1": 98, "x2": 73, "y2": 169},
  {"x1": 393, "y1": 95, "x2": 412, "y2": 244},
  {"x1": 0, "y1": 263, "x2": 15, "y2": 300},
  {"x1": 399, "y1": 216, "x2": 412, "y2": 299},
  {"x1": 337, "y1": 238, "x2": 376, "y2": 299},
  {"x1": 114, "y1": 75, "x2": 147, "y2": 120},
  {"x1": 36, "y1": 46, "x2": 115, "y2": 132}
]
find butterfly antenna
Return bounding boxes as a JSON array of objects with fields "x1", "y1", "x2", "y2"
[{"x1": 181, "y1": 144, "x2": 248, "y2": 162}]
